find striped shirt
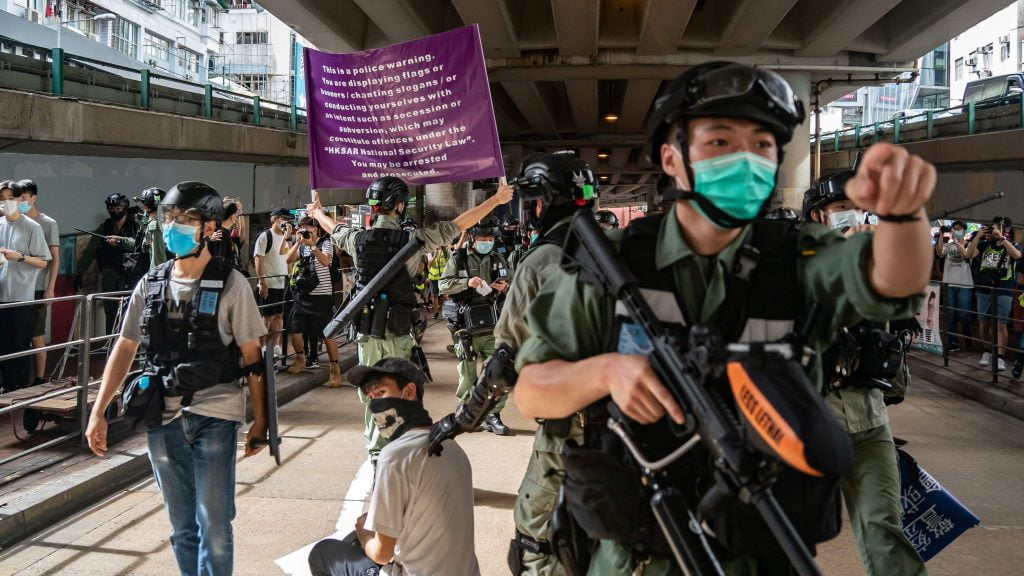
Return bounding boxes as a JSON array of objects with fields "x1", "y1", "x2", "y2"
[{"x1": 300, "y1": 238, "x2": 335, "y2": 295}]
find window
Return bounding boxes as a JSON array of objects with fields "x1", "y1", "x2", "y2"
[
  {"x1": 237, "y1": 74, "x2": 267, "y2": 93},
  {"x1": 983, "y1": 44, "x2": 993, "y2": 69},
  {"x1": 955, "y1": 58, "x2": 963, "y2": 81},
  {"x1": 236, "y1": 31, "x2": 268, "y2": 45},
  {"x1": 110, "y1": 16, "x2": 139, "y2": 60},
  {"x1": 144, "y1": 33, "x2": 172, "y2": 63},
  {"x1": 1001, "y1": 42, "x2": 1011, "y2": 61}
]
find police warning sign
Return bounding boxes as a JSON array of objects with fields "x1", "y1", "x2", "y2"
[{"x1": 304, "y1": 25, "x2": 504, "y2": 189}]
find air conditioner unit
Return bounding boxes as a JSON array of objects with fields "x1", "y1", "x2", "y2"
[
  {"x1": 1000, "y1": 35, "x2": 1010, "y2": 45},
  {"x1": 966, "y1": 56, "x2": 977, "y2": 66},
  {"x1": 28, "y1": 10, "x2": 41, "y2": 23},
  {"x1": 147, "y1": 59, "x2": 158, "y2": 66}
]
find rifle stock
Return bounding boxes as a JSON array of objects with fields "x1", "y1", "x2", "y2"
[{"x1": 562, "y1": 211, "x2": 821, "y2": 576}]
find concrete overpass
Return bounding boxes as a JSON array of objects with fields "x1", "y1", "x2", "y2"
[{"x1": 260, "y1": 0, "x2": 1015, "y2": 205}]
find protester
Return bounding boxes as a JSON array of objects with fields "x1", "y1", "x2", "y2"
[
  {"x1": 76, "y1": 193, "x2": 140, "y2": 335},
  {"x1": 936, "y1": 220, "x2": 973, "y2": 352},
  {"x1": 18, "y1": 179, "x2": 60, "y2": 386},
  {"x1": 284, "y1": 216, "x2": 341, "y2": 387},
  {"x1": 0, "y1": 180, "x2": 51, "y2": 392},
  {"x1": 965, "y1": 216, "x2": 1021, "y2": 371},
  {"x1": 514, "y1": 62, "x2": 934, "y2": 574},
  {"x1": 254, "y1": 208, "x2": 292, "y2": 357},
  {"x1": 86, "y1": 182, "x2": 268, "y2": 576},
  {"x1": 307, "y1": 357, "x2": 479, "y2": 576}
]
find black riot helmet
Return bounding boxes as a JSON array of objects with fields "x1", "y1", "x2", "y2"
[
  {"x1": 514, "y1": 152, "x2": 598, "y2": 233},
  {"x1": 134, "y1": 187, "x2": 166, "y2": 211},
  {"x1": 646, "y1": 62, "x2": 806, "y2": 167},
  {"x1": 366, "y1": 177, "x2": 410, "y2": 215},
  {"x1": 802, "y1": 171, "x2": 853, "y2": 221},
  {"x1": 105, "y1": 193, "x2": 130, "y2": 209},
  {"x1": 594, "y1": 210, "x2": 619, "y2": 229},
  {"x1": 158, "y1": 181, "x2": 224, "y2": 224},
  {"x1": 469, "y1": 216, "x2": 501, "y2": 238},
  {"x1": 763, "y1": 206, "x2": 802, "y2": 223}
]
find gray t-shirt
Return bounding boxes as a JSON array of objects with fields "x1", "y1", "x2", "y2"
[
  {"x1": 0, "y1": 215, "x2": 50, "y2": 302},
  {"x1": 366, "y1": 428, "x2": 480, "y2": 576},
  {"x1": 253, "y1": 229, "x2": 288, "y2": 289},
  {"x1": 31, "y1": 213, "x2": 59, "y2": 291},
  {"x1": 121, "y1": 265, "x2": 267, "y2": 423},
  {"x1": 942, "y1": 241, "x2": 973, "y2": 287}
]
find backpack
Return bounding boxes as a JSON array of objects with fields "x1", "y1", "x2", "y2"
[{"x1": 258, "y1": 228, "x2": 274, "y2": 255}]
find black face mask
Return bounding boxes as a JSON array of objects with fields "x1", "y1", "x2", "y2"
[
  {"x1": 368, "y1": 397, "x2": 432, "y2": 442},
  {"x1": 108, "y1": 209, "x2": 126, "y2": 221}
]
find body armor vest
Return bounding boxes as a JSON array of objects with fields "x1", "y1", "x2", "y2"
[
  {"x1": 139, "y1": 258, "x2": 240, "y2": 402},
  {"x1": 98, "y1": 217, "x2": 140, "y2": 271},
  {"x1": 354, "y1": 227, "x2": 417, "y2": 338}
]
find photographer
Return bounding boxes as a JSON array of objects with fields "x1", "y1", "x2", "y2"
[
  {"x1": 254, "y1": 208, "x2": 293, "y2": 357},
  {"x1": 284, "y1": 217, "x2": 341, "y2": 387},
  {"x1": 965, "y1": 216, "x2": 1021, "y2": 371},
  {"x1": 935, "y1": 221, "x2": 973, "y2": 352}
]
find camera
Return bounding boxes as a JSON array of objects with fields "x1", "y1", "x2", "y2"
[
  {"x1": 299, "y1": 230, "x2": 312, "y2": 240},
  {"x1": 279, "y1": 222, "x2": 289, "y2": 232}
]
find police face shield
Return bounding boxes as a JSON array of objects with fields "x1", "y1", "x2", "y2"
[{"x1": 689, "y1": 65, "x2": 803, "y2": 125}]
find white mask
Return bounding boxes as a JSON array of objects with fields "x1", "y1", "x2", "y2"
[
  {"x1": 828, "y1": 209, "x2": 862, "y2": 230},
  {"x1": 1, "y1": 199, "x2": 19, "y2": 216}
]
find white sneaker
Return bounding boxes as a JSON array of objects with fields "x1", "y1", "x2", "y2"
[
  {"x1": 979, "y1": 352, "x2": 992, "y2": 367},
  {"x1": 997, "y1": 357, "x2": 1007, "y2": 371},
  {"x1": 274, "y1": 345, "x2": 283, "y2": 358}
]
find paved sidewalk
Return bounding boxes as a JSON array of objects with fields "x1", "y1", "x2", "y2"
[
  {"x1": 908, "y1": 349, "x2": 1024, "y2": 420},
  {"x1": 0, "y1": 341, "x2": 359, "y2": 549}
]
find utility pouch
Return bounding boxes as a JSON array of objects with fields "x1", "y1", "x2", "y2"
[
  {"x1": 462, "y1": 301, "x2": 499, "y2": 335},
  {"x1": 172, "y1": 360, "x2": 225, "y2": 392},
  {"x1": 386, "y1": 303, "x2": 414, "y2": 336},
  {"x1": 560, "y1": 438, "x2": 645, "y2": 542},
  {"x1": 551, "y1": 483, "x2": 591, "y2": 576},
  {"x1": 122, "y1": 373, "x2": 164, "y2": 431},
  {"x1": 370, "y1": 296, "x2": 389, "y2": 338},
  {"x1": 854, "y1": 327, "x2": 904, "y2": 382}
]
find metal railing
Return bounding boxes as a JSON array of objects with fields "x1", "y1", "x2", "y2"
[
  {"x1": 0, "y1": 34, "x2": 308, "y2": 131},
  {"x1": 931, "y1": 279, "x2": 1024, "y2": 384},
  {"x1": 812, "y1": 93, "x2": 1024, "y2": 152}
]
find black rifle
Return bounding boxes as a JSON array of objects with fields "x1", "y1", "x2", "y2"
[
  {"x1": 561, "y1": 211, "x2": 821, "y2": 576},
  {"x1": 323, "y1": 236, "x2": 424, "y2": 339}
]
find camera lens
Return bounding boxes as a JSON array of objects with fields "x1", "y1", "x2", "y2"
[{"x1": 300, "y1": 231, "x2": 311, "y2": 239}]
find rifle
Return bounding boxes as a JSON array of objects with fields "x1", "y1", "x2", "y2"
[
  {"x1": 560, "y1": 211, "x2": 821, "y2": 576},
  {"x1": 323, "y1": 235, "x2": 424, "y2": 339}
]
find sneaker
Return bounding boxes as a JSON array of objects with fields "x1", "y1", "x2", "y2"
[
  {"x1": 274, "y1": 345, "x2": 283, "y2": 359},
  {"x1": 947, "y1": 345, "x2": 960, "y2": 354},
  {"x1": 997, "y1": 357, "x2": 1007, "y2": 372},
  {"x1": 483, "y1": 414, "x2": 510, "y2": 436},
  {"x1": 307, "y1": 357, "x2": 320, "y2": 369},
  {"x1": 979, "y1": 352, "x2": 992, "y2": 367},
  {"x1": 1013, "y1": 362, "x2": 1023, "y2": 379}
]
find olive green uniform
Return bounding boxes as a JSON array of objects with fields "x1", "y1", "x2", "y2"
[
  {"x1": 331, "y1": 214, "x2": 459, "y2": 461},
  {"x1": 493, "y1": 219, "x2": 583, "y2": 576},
  {"x1": 118, "y1": 214, "x2": 168, "y2": 271},
  {"x1": 516, "y1": 216, "x2": 921, "y2": 576},
  {"x1": 827, "y1": 383, "x2": 927, "y2": 575},
  {"x1": 439, "y1": 249, "x2": 509, "y2": 412}
]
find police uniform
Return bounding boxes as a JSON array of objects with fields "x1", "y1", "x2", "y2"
[
  {"x1": 438, "y1": 245, "x2": 510, "y2": 412},
  {"x1": 118, "y1": 211, "x2": 168, "y2": 271},
  {"x1": 516, "y1": 217, "x2": 920, "y2": 575},
  {"x1": 331, "y1": 213, "x2": 458, "y2": 460},
  {"x1": 495, "y1": 217, "x2": 584, "y2": 576},
  {"x1": 78, "y1": 206, "x2": 140, "y2": 333}
]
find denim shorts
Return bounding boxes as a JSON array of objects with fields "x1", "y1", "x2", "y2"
[{"x1": 976, "y1": 291, "x2": 1012, "y2": 325}]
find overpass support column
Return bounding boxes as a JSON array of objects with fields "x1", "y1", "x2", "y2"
[
  {"x1": 425, "y1": 182, "x2": 476, "y2": 223},
  {"x1": 777, "y1": 71, "x2": 811, "y2": 210}
]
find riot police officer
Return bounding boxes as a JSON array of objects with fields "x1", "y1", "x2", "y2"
[
  {"x1": 594, "y1": 209, "x2": 619, "y2": 229},
  {"x1": 77, "y1": 192, "x2": 141, "y2": 335},
  {"x1": 306, "y1": 177, "x2": 512, "y2": 463},
  {"x1": 513, "y1": 62, "x2": 936, "y2": 574},
  {"x1": 428, "y1": 151, "x2": 599, "y2": 575},
  {"x1": 116, "y1": 187, "x2": 169, "y2": 271},
  {"x1": 86, "y1": 181, "x2": 269, "y2": 575},
  {"x1": 439, "y1": 216, "x2": 511, "y2": 435},
  {"x1": 804, "y1": 173, "x2": 928, "y2": 576}
]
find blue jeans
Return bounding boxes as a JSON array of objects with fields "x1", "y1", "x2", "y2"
[
  {"x1": 148, "y1": 412, "x2": 239, "y2": 576},
  {"x1": 946, "y1": 286, "x2": 974, "y2": 348}
]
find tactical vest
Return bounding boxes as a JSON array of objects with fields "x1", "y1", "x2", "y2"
[
  {"x1": 561, "y1": 214, "x2": 842, "y2": 560},
  {"x1": 98, "y1": 217, "x2": 139, "y2": 271},
  {"x1": 354, "y1": 227, "x2": 417, "y2": 338},
  {"x1": 139, "y1": 258, "x2": 240, "y2": 404},
  {"x1": 450, "y1": 249, "x2": 510, "y2": 305}
]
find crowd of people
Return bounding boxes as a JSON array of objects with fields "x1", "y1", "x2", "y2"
[{"x1": 3, "y1": 60, "x2": 952, "y2": 576}]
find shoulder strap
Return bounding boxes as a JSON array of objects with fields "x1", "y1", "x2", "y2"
[{"x1": 261, "y1": 229, "x2": 273, "y2": 255}]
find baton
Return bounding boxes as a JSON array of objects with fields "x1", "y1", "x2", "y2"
[
  {"x1": 932, "y1": 192, "x2": 1005, "y2": 220},
  {"x1": 323, "y1": 236, "x2": 424, "y2": 339},
  {"x1": 75, "y1": 228, "x2": 111, "y2": 240}
]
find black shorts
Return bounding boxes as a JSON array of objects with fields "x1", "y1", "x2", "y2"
[
  {"x1": 259, "y1": 288, "x2": 287, "y2": 317},
  {"x1": 288, "y1": 293, "x2": 334, "y2": 335},
  {"x1": 32, "y1": 290, "x2": 47, "y2": 338}
]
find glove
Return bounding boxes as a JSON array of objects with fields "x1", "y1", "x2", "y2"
[{"x1": 427, "y1": 413, "x2": 460, "y2": 457}]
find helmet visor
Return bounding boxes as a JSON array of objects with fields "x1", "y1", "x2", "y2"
[{"x1": 692, "y1": 65, "x2": 801, "y2": 123}]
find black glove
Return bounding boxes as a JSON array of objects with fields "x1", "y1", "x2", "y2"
[{"x1": 427, "y1": 413, "x2": 460, "y2": 457}]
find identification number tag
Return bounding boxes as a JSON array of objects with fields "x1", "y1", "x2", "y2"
[{"x1": 197, "y1": 290, "x2": 219, "y2": 315}]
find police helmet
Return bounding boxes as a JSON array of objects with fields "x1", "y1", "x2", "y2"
[
  {"x1": 646, "y1": 62, "x2": 806, "y2": 166},
  {"x1": 802, "y1": 171, "x2": 853, "y2": 221},
  {"x1": 366, "y1": 177, "x2": 409, "y2": 212},
  {"x1": 594, "y1": 210, "x2": 619, "y2": 228},
  {"x1": 18, "y1": 179, "x2": 38, "y2": 196},
  {"x1": 134, "y1": 187, "x2": 165, "y2": 211},
  {"x1": 469, "y1": 216, "x2": 501, "y2": 238},
  {"x1": 763, "y1": 207, "x2": 801, "y2": 223},
  {"x1": 105, "y1": 193, "x2": 130, "y2": 208},
  {"x1": 501, "y1": 214, "x2": 519, "y2": 228},
  {"x1": 159, "y1": 181, "x2": 224, "y2": 223},
  {"x1": 514, "y1": 152, "x2": 598, "y2": 232}
]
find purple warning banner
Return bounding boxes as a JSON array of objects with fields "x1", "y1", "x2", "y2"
[{"x1": 304, "y1": 24, "x2": 504, "y2": 189}]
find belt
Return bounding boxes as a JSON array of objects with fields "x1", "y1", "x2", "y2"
[{"x1": 514, "y1": 530, "x2": 552, "y2": 556}]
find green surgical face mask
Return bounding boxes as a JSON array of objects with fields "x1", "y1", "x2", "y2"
[{"x1": 689, "y1": 151, "x2": 778, "y2": 228}]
